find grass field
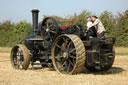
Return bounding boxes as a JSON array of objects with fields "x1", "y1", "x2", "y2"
[
  {"x1": 115, "y1": 47, "x2": 128, "y2": 55},
  {"x1": 0, "y1": 47, "x2": 127, "y2": 55},
  {"x1": 0, "y1": 47, "x2": 128, "y2": 85},
  {"x1": 0, "y1": 47, "x2": 11, "y2": 53}
]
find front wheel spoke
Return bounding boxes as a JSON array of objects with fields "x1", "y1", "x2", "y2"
[
  {"x1": 17, "y1": 52, "x2": 20, "y2": 56},
  {"x1": 13, "y1": 54, "x2": 17, "y2": 57},
  {"x1": 18, "y1": 48, "x2": 22, "y2": 53},
  {"x1": 14, "y1": 58, "x2": 17, "y2": 65},
  {"x1": 18, "y1": 61, "x2": 23, "y2": 69},
  {"x1": 19, "y1": 52, "x2": 23, "y2": 56},
  {"x1": 17, "y1": 55, "x2": 21, "y2": 61},
  {"x1": 16, "y1": 54, "x2": 20, "y2": 57},
  {"x1": 13, "y1": 56, "x2": 17, "y2": 60},
  {"x1": 17, "y1": 64, "x2": 20, "y2": 69},
  {"x1": 17, "y1": 60, "x2": 20, "y2": 68},
  {"x1": 18, "y1": 64, "x2": 22, "y2": 69},
  {"x1": 20, "y1": 62, "x2": 23, "y2": 69},
  {"x1": 19, "y1": 65, "x2": 22, "y2": 69}
]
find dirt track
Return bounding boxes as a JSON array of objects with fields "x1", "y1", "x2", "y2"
[{"x1": 0, "y1": 53, "x2": 128, "y2": 85}]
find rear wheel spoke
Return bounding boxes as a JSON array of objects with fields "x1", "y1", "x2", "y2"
[
  {"x1": 72, "y1": 59, "x2": 76, "y2": 64},
  {"x1": 55, "y1": 56, "x2": 63, "y2": 62},
  {"x1": 69, "y1": 48, "x2": 76, "y2": 54},
  {"x1": 69, "y1": 56, "x2": 76, "y2": 59},
  {"x1": 56, "y1": 44, "x2": 61, "y2": 49},
  {"x1": 62, "y1": 37, "x2": 66, "y2": 42},
  {"x1": 68, "y1": 59, "x2": 74, "y2": 66},
  {"x1": 67, "y1": 62, "x2": 71, "y2": 72},
  {"x1": 63, "y1": 61, "x2": 68, "y2": 71},
  {"x1": 58, "y1": 65, "x2": 64, "y2": 71},
  {"x1": 62, "y1": 60, "x2": 66, "y2": 66}
]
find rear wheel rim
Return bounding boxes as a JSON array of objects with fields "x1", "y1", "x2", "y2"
[{"x1": 52, "y1": 35, "x2": 86, "y2": 74}]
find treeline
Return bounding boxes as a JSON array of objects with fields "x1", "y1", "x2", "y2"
[
  {"x1": 0, "y1": 9, "x2": 128, "y2": 47},
  {"x1": 0, "y1": 21, "x2": 32, "y2": 47}
]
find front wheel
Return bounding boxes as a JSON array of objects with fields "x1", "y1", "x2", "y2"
[{"x1": 10, "y1": 44, "x2": 31, "y2": 70}]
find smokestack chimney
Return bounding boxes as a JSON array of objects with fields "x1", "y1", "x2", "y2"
[{"x1": 31, "y1": 9, "x2": 39, "y2": 35}]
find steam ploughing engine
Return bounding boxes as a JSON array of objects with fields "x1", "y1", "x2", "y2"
[{"x1": 10, "y1": 9, "x2": 116, "y2": 74}]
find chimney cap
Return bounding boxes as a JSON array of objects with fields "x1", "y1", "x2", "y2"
[{"x1": 31, "y1": 9, "x2": 40, "y2": 12}]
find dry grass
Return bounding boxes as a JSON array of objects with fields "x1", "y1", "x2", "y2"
[
  {"x1": 0, "y1": 47, "x2": 128, "y2": 85},
  {"x1": 0, "y1": 47, "x2": 11, "y2": 53},
  {"x1": 0, "y1": 47, "x2": 128, "y2": 55},
  {"x1": 115, "y1": 47, "x2": 128, "y2": 56}
]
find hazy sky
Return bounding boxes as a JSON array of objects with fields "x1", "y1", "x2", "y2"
[{"x1": 0, "y1": 0, "x2": 128, "y2": 23}]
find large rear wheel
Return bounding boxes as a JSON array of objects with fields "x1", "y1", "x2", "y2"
[
  {"x1": 10, "y1": 44, "x2": 31, "y2": 70},
  {"x1": 52, "y1": 34, "x2": 86, "y2": 74}
]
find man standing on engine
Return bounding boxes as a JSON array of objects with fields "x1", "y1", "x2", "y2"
[{"x1": 88, "y1": 16, "x2": 106, "y2": 38}]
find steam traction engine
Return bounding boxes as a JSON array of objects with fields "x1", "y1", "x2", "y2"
[{"x1": 10, "y1": 9, "x2": 116, "y2": 74}]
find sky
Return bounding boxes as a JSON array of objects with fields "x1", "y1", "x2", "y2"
[{"x1": 0, "y1": 0, "x2": 128, "y2": 23}]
